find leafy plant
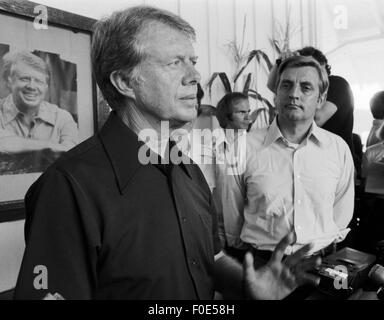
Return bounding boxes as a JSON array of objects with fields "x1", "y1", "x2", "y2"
[
  {"x1": 205, "y1": 15, "x2": 276, "y2": 123},
  {"x1": 205, "y1": 8, "x2": 301, "y2": 125}
]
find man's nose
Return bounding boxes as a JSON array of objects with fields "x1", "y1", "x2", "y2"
[
  {"x1": 288, "y1": 84, "x2": 300, "y2": 99},
  {"x1": 182, "y1": 63, "x2": 201, "y2": 85},
  {"x1": 25, "y1": 79, "x2": 38, "y2": 89}
]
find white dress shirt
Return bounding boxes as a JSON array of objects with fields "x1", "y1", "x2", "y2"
[
  {"x1": 213, "y1": 128, "x2": 247, "y2": 248},
  {"x1": 242, "y1": 118, "x2": 355, "y2": 254}
]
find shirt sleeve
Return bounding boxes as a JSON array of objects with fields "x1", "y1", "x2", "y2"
[
  {"x1": 0, "y1": 128, "x2": 16, "y2": 138},
  {"x1": 13, "y1": 166, "x2": 99, "y2": 300},
  {"x1": 58, "y1": 111, "x2": 79, "y2": 149},
  {"x1": 333, "y1": 142, "x2": 355, "y2": 230}
]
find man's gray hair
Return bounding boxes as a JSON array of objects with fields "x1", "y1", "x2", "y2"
[
  {"x1": 276, "y1": 55, "x2": 329, "y2": 96},
  {"x1": 91, "y1": 5, "x2": 196, "y2": 110},
  {"x1": 2, "y1": 51, "x2": 49, "y2": 82}
]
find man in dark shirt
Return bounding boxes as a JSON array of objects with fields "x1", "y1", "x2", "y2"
[{"x1": 14, "y1": 6, "x2": 320, "y2": 300}]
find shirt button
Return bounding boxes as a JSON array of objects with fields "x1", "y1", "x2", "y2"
[
  {"x1": 297, "y1": 174, "x2": 301, "y2": 179},
  {"x1": 182, "y1": 217, "x2": 187, "y2": 223},
  {"x1": 297, "y1": 199, "x2": 302, "y2": 205},
  {"x1": 191, "y1": 259, "x2": 197, "y2": 266}
]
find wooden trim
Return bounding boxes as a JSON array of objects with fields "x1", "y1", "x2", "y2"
[
  {"x1": 0, "y1": 0, "x2": 97, "y2": 33},
  {"x1": 0, "y1": 205, "x2": 25, "y2": 223}
]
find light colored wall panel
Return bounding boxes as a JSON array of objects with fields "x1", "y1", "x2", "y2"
[
  {"x1": 0, "y1": 221, "x2": 25, "y2": 292},
  {"x1": 203, "y1": 0, "x2": 236, "y2": 105},
  {"x1": 252, "y1": 0, "x2": 275, "y2": 100},
  {"x1": 286, "y1": 0, "x2": 305, "y2": 50},
  {"x1": 179, "y1": 0, "x2": 211, "y2": 101}
]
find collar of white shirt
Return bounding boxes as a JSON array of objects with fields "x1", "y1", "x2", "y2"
[{"x1": 264, "y1": 117, "x2": 327, "y2": 147}]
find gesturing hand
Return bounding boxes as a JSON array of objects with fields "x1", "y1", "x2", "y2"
[{"x1": 243, "y1": 232, "x2": 321, "y2": 300}]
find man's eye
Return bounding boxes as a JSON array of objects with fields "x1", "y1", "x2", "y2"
[{"x1": 169, "y1": 60, "x2": 181, "y2": 66}]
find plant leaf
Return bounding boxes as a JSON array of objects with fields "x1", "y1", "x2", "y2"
[
  {"x1": 206, "y1": 72, "x2": 220, "y2": 98},
  {"x1": 247, "y1": 89, "x2": 276, "y2": 124},
  {"x1": 206, "y1": 72, "x2": 232, "y2": 97},
  {"x1": 257, "y1": 51, "x2": 273, "y2": 71},
  {"x1": 243, "y1": 73, "x2": 252, "y2": 94},
  {"x1": 219, "y1": 73, "x2": 232, "y2": 93},
  {"x1": 269, "y1": 39, "x2": 282, "y2": 55},
  {"x1": 234, "y1": 49, "x2": 273, "y2": 82}
]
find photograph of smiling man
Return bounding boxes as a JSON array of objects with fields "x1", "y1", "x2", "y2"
[{"x1": 0, "y1": 50, "x2": 78, "y2": 175}]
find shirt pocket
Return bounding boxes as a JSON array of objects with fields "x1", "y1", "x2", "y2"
[{"x1": 254, "y1": 193, "x2": 285, "y2": 236}]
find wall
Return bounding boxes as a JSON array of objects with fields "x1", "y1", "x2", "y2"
[{"x1": 0, "y1": 220, "x2": 25, "y2": 292}]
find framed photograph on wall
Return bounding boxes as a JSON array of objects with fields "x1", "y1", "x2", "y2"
[{"x1": 0, "y1": 0, "x2": 98, "y2": 222}]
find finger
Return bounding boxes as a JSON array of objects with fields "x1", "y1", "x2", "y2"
[
  {"x1": 271, "y1": 232, "x2": 294, "y2": 262},
  {"x1": 243, "y1": 251, "x2": 255, "y2": 278},
  {"x1": 282, "y1": 268, "x2": 297, "y2": 291},
  {"x1": 296, "y1": 272, "x2": 321, "y2": 287},
  {"x1": 294, "y1": 256, "x2": 322, "y2": 272},
  {"x1": 284, "y1": 243, "x2": 314, "y2": 267}
]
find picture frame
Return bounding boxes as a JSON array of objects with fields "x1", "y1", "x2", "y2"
[{"x1": 0, "y1": 0, "x2": 100, "y2": 222}]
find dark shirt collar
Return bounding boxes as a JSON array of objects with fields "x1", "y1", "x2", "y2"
[
  {"x1": 99, "y1": 111, "x2": 148, "y2": 194},
  {"x1": 99, "y1": 112, "x2": 192, "y2": 194}
]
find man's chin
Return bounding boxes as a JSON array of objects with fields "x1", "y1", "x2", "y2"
[
  {"x1": 181, "y1": 108, "x2": 198, "y2": 122},
  {"x1": 168, "y1": 112, "x2": 196, "y2": 129},
  {"x1": 18, "y1": 100, "x2": 41, "y2": 110}
]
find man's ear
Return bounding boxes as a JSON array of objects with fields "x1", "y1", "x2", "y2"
[
  {"x1": 110, "y1": 71, "x2": 135, "y2": 99},
  {"x1": 6, "y1": 75, "x2": 12, "y2": 91},
  {"x1": 317, "y1": 93, "x2": 327, "y2": 109}
]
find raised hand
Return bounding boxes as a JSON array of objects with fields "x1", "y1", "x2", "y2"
[{"x1": 243, "y1": 232, "x2": 321, "y2": 300}]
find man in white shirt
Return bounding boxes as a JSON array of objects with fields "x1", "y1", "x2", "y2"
[
  {"x1": 213, "y1": 92, "x2": 250, "y2": 257},
  {"x1": 242, "y1": 55, "x2": 354, "y2": 262}
]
